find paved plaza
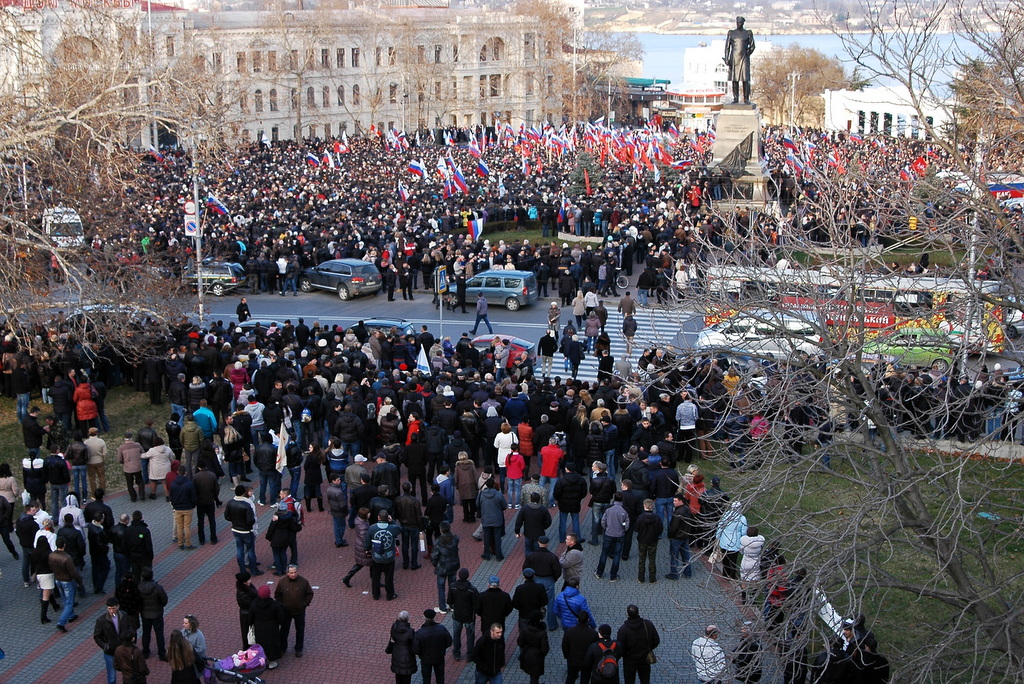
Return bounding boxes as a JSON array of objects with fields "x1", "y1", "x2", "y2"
[{"x1": 0, "y1": 473, "x2": 769, "y2": 683}]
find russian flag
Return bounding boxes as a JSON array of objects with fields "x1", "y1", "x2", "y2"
[
  {"x1": 206, "y1": 195, "x2": 229, "y2": 216},
  {"x1": 451, "y1": 165, "x2": 469, "y2": 193},
  {"x1": 899, "y1": 166, "x2": 913, "y2": 181},
  {"x1": 848, "y1": 132, "x2": 864, "y2": 143},
  {"x1": 408, "y1": 159, "x2": 426, "y2": 177},
  {"x1": 786, "y1": 152, "x2": 804, "y2": 172},
  {"x1": 467, "y1": 139, "x2": 482, "y2": 158},
  {"x1": 398, "y1": 182, "x2": 409, "y2": 202},
  {"x1": 323, "y1": 151, "x2": 335, "y2": 168},
  {"x1": 671, "y1": 159, "x2": 692, "y2": 170},
  {"x1": 521, "y1": 157, "x2": 529, "y2": 176},
  {"x1": 872, "y1": 138, "x2": 886, "y2": 150},
  {"x1": 667, "y1": 123, "x2": 680, "y2": 137},
  {"x1": 782, "y1": 136, "x2": 797, "y2": 151},
  {"x1": 305, "y1": 152, "x2": 320, "y2": 166},
  {"x1": 468, "y1": 218, "x2": 484, "y2": 241},
  {"x1": 476, "y1": 159, "x2": 490, "y2": 177},
  {"x1": 148, "y1": 146, "x2": 165, "y2": 162}
]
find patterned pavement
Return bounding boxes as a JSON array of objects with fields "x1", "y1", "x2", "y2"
[{"x1": 0, "y1": 471, "x2": 772, "y2": 683}]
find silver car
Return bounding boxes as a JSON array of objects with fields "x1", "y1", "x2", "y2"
[{"x1": 693, "y1": 310, "x2": 825, "y2": 358}]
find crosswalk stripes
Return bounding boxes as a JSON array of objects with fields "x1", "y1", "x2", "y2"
[{"x1": 553, "y1": 307, "x2": 702, "y2": 381}]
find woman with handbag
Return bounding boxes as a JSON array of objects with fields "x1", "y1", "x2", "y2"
[{"x1": 235, "y1": 571, "x2": 259, "y2": 650}]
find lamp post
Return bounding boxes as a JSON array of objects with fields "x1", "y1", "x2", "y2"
[
  {"x1": 187, "y1": 162, "x2": 205, "y2": 324},
  {"x1": 787, "y1": 71, "x2": 801, "y2": 130}
]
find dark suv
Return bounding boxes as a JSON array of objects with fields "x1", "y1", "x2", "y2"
[
  {"x1": 183, "y1": 261, "x2": 247, "y2": 296},
  {"x1": 300, "y1": 259, "x2": 382, "y2": 300}
]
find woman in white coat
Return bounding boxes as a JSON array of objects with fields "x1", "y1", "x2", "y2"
[{"x1": 739, "y1": 525, "x2": 766, "y2": 603}]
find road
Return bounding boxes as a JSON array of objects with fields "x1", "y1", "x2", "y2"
[{"x1": 203, "y1": 284, "x2": 707, "y2": 381}]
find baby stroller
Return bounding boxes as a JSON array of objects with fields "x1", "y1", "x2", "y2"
[{"x1": 204, "y1": 644, "x2": 268, "y2": 683}]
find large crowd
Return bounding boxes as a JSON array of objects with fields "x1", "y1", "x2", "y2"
[{"x1": 5, "y1": 121, "x2": 1002, "y2": 684}]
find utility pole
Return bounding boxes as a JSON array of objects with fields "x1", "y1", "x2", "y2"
[{"x1": 787, "y1": 71, "x2": 801, "y2": 130}]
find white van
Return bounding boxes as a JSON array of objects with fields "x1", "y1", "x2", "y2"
[
  {"x1": 693, "y1": 309, "x2": 826, "y2": 358},
  {"x1": 42, "y1": 207, "x2": 85, "y2": 247}
]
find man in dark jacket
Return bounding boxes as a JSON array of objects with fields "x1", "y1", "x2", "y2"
[
  {"x1": 224, "y1": 485, "x2": 261, "y2": 575},
  {"x1": 523, "y1": 535, "x2": 562, "y2": 631},
  {"x1": 274, "y1": 564, "x2": 314, "y2": 657},
  {"x1": 666, "y1": 493, "x2": 693, "y2": 580},
  {"x1": 554, "y1": 464, "x2": 588, "y2": 544},
  {"x1": 583, "y1": 623, "x2": 621, "y2": 684},
  {"x1": 169, "y1": 466, "x2": 197, "y2": 550},
  {"x1": 393, "y1": 481, "x2": 423, "y2": 570},
  {"x1": 588, "y1": 461, "x2": 616, "y2": 545},
  {"x1": 370, "y1": 453, "x2": 400, "y2": 502},
  {"x1": 45, "y1": 447, "x2": 71, "y2": 520},
  {"x1": 125, "y1": 511, "x2": 154, "y2": 582},
  {"x1": 620, "y1": 479, "x2": 646, "y2": 562},
  {"x1": 16, "y1": 501, "x2": 40, "y2": 585},
  {"x1": 326, "y1": 474, "x2": 348, "y2": 547},
  {"x1": 447, "y1": 567, "x2": 479, "y2": 661},
  {"x1": 514, "y1": 492, "x2": 552, "y2": 554},
  {"x1": 348, "y1": 472, "x2": 376, "y2": 528},
  {"x1": 414, "y1": 608, "x2": 453, "y2": 684},
  {"x1": 616, "y1": 604, "x2": 660, "y2": 684},
  {"x1": 22, "y1": 406, "x2": 47, "y2": 457},
  {"x1": 87, "y1": 513, "x2": 111, "y2": 594},
  {"x1": 475, "y1": 575, "x2": 513, "y2": 633},
  {"x1": 511, "y1": 568, "x2": 549, "y2": 628},
  {"x1": 635, "y1": 499, "x2": 664, "y2": 584},
  {"x1": 137, "y1": 566, "x2": 168, "y2": 660},
  {"x1": 94, "y1": 597, "x2": 135, "y2": 684},
  {"x1": 562, "y1": 613, "x2": 599, "y2": 684},
  {"x1": 193, "y1": 461, "x2": 219, "y2": 545},
  {"x1": 49, "y1": 375, "x2": 74, "y2": 432},
  {"x1": 471, "y1": 622, "x2": 506, "y2": 684},
  {"x1": 252, "y1": 440, "x2": 280, "y2": 506}
]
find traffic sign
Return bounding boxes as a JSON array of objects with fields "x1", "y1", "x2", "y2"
[
  {"x1": 184, "y1": 200, "x2": 196, "y2": 217},
  {"x1": 185, "y1": 219, "x2": 198, "y2": 236},
  {"x1": 435, "y1": 265, "x2": 448, "y2": 293}
]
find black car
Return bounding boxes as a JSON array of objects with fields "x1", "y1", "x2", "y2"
[{"x1": 299, "y1": 259, "x2": 382, "y2": 300}]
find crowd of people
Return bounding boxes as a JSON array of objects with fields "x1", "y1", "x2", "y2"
[{"x1": 3, "y1": 121, "x2": 979, "y2": 683}]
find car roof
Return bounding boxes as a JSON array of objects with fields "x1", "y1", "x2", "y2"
[
  {"x1": 471, "y1": 270, "x2": 535, "y2": 278},
  {"x1": 471, "y1": 334, "x2": 535, "y2": 349},
  {"x1": 321, "y1": 258, "x2": 376, "y2": 266}
]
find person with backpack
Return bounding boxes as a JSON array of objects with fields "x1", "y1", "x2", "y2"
[
  {"x1": 584, "y1": 623, "x2": 621, "y2": 684},
  {"x1": 365, "y1": 510, "x2": 401, "y2": 601}
]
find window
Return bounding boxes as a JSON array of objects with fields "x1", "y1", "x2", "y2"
[
  {"x1": 239, "y1": 92, "x2": 248, "y2": 112},
  {"x1": 267, "y1": 51, "x2": 277, "y2": 72},
  {"x1": 489, "y1": 74, "x2": 500, "y2": 97},
  {"x1": 288, "y1": 50, "x2": 298, "y2": 71},
  {"x1": 271, "y1": 126, "x2": 279, "y2": 141},
  {"x1": 546, "y1": 75, "x2": 554, "y2": 96},
  {"x1": 525, "y1": 76, "x2": 534, "y2": 96},
  {"x1": 883, "y1": 112, "x2": 892, "y2": 136},
  {"x1": 869, "y1": 111, "x2": 879, "y2": 134},
  {"x1": 309, "y1": 124, "x2": 317, "y2": 139},
  {"x1": 336, "y1": 48, "x2": 344, "y2": 68},
  {"x1": 479, "y1": 75, "x2": 486, "y2": 99},
  {"x1": 435, "y1": 81, "x2": 442, "y2": 101},
  {"x1": 463, "y1": 76, "x2": 472, "y2": 100},
  {"x1": 291, "y1": 89, "x2": 298, "y2": 109},
  {"x1": 212, "y1": 52, "x2": 222, "y2": 72},
  {"x1": 417, "y1": 45, "x2": 425, "y2": 64},
  {"x1": 434, "y1": 45, "x2": 442, "y2": 63},
  {"x1": 479, "y1": 37, "x2": 504, "y2": 62},
  {"x1": 324, "y1": 123, "x2": 331, "y2": 138},
  {"x1": 269, "y1": 89, "x2": 278, "y2": 111},
  {"x1": 351, "y1": 84, "x2": 360, "y2": 105},
  {"x1": 453, "y1": 43, "x2": 459, "y2": 63},
  {"x1": 417, "y1": 86, "x2": 424, "y2": 103},
  {"x1": 306, "y1": 48, "x2": 315, "y2": 69},
  {"x1": 351, "y1": 48, "x2": 360, "y2": 67},
  {"x1": 307, "y1": 86, "x2": 316, "y2": 107},
  {"x1": 165, "y1": 36, "x2": 174, "y2": 58},
  {"x1": 388, "y1": 46, "x2": 396, "y2": 66},
  {"x1": 322, "y1": 48, "x2": 330, "y2": 69},
  {"x1": 524, "y1": 33, "x2": 535, "y2": 61},
  {"x1": 390, "y1": 84, "x2": 398, "y2": 103},
  {"x1": 337, "y1": 85, "x2": 345, "y2": 106},
  {"x1": 375, "y1": 46, "x2": 383, "y2": 66},
  {"x1": 254, "y1": 89, "x2": 264, "y2": 113},
  {"x1": 236, "y1": 52, "x2": 246, "y2": 73},
  {"x1": 323, "y1": 85, "x2": 330, "y2": 108}
]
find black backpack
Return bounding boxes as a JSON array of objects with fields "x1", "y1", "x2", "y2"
[
  {"x1": 595, "y1": 641, "x2": 619, "y2": 679},
  {"x1": 425, "y1": 424, "x2": 447, "y2": 454}
]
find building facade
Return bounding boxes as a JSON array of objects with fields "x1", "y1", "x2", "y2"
[{"x1": 823, "y1": 85, "x2": 951, "y2": 138}]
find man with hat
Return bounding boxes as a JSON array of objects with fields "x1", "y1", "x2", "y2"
[
  {"x1": 475, "y1": 575, "x2": 513, "y2": 634},
  {"x1": 415, "y1": 608, "x2": 453, "y2": 684},
  {"x1": 512, "y1": 568, "x2": 549, "y2": 630}
]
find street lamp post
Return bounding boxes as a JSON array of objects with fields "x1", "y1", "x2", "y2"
[{"x1": 787, "y1": 71, "x2": 801, "y2": 130}]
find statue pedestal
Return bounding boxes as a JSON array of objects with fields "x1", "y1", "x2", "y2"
[{"x1": 712, "y1": 103, "x2": 768, "y2": 208}]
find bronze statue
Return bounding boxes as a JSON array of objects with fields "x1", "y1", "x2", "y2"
[{"x1": 723, "y1": 16, "x2": 755, "y2": 104}]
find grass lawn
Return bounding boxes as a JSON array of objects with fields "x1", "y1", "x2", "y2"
[{"x1": 0, "y1": 386, "x2": 170, "y2": 494}]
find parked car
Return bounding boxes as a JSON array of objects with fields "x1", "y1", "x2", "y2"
[
  {"x1": 861, "y1": 327, "x2": 957, "y2": 371},
  {"x1": 692, "y1": 310, "x2": 826, "y2": 358},
  {"x1": 300, "y1": 259, "x2": 382, "y2": 300},
  {"x1": 464, "y1": 269, "x2": 539, "y2": 311},
  {"x1": 361, "y1": 318, "x2": 417, "y2": 337},
  {"x1": 183, "y1": 260, "x2": 247, "y2": 297},
  {"x1": 472, "y1": 334, "x2": 537, "y2": 368}
]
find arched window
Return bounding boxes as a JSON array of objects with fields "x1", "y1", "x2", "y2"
[
  {"x1": 254, "y1": 89, "x2": 264, "y2": 113},
  {"x1": 322, "y1": 86, "x2": 330, "y2": 108},
  {"x1": 337, "y1": 85, "x2": 345, "y2": 106},
  {"x1": 269, "y1": 89, "x2": 278, "y2": 111},
  {"x1": 306, "y1": 86, "x2": 316, "y2": 107},
  {"x1": 479, "y1": 37, "x2": 504, "y2": 62},
  {"x1": 351, "y1": 84, "x2": 360, "y2": 105}
]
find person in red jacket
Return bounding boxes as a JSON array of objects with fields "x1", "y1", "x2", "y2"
[
  {"x1": 538, "y1": 438, "x2": 563, "y2": 508},
  {"x1": 73, "y1": 382, "x2": 99, "y2": 433}
]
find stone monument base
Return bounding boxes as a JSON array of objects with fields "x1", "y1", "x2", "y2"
[{"x1": 711, "y1": 102, "x2": 768, "y2": 208}]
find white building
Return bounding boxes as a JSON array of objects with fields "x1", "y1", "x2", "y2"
[
  {"x1": 1, "y1": 2, "x2": 562, "y2": 146},
  {"x1": 823, "y1": 85, "x2": 952, "y2": 138},
  {"x1": 682, "y1": 39, "x2": 778, "y2": 91}
]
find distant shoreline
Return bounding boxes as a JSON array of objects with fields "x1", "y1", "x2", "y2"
[{"x1": 589, "y1": 25, "x2": 874, "y2": 37}]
